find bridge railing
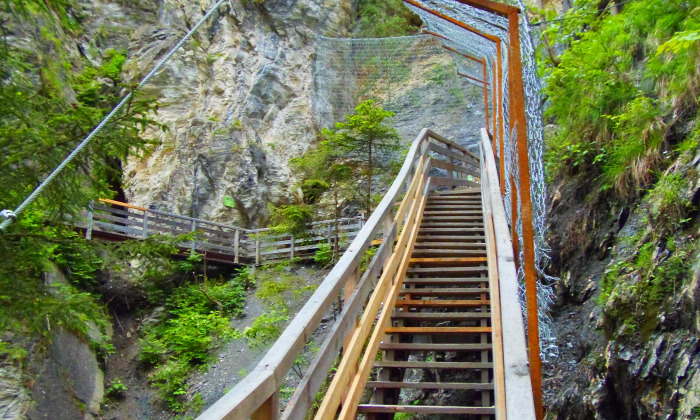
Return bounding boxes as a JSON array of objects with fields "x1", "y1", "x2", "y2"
[
  {"x1": 83, "y1": 199, "x2": 363, "y2": 265},
  {"x1": 197, "y1": 128, "x2": 479, "y2": 420},
  {"x1": 480, "y1": 127, "x2": 536, "y2": 419}
]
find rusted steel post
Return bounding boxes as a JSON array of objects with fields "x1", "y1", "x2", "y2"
[
  {"x1": 457, "y1": 71, "x2": 487, "y2": 85},
  {"x1": 492, "y1": 59, "x2": 498, "y2": 154},
  {"x1": 496, "y1": 42, "x2": 506, "y2": 195},
  {"x1": 481, "y1": 58, "x2": 490, "y2": 136},
  {"x1": 507, "y1": 9, "x2": 543, "y2": 419}
]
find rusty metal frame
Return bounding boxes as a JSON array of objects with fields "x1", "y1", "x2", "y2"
[
  {"x1": 407, "y1": 1, "x2": 543, "y2": 418},
  {"x1": 442, "y1": 45, "x2": 492, "y2": 134}
]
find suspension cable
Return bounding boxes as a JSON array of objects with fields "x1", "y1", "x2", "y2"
[{"x1": 0, "y1": 0, "x2": 229, "y2": 232}]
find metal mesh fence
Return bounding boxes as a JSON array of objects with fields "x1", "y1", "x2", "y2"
[{"x1": 404, "y1": 0, "x2": 557, "y2": 358}]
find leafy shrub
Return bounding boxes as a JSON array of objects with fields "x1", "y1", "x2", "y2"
[
  {"x1": 353, "y1": 0, "x2": 422, "y2": 38},
  {"x1": 105, "y1": 378, "x2": 128, "y2": 398},
  {"x1": 243, "y1": 309, "x2": 289, "y2": 348},
  {"x1": 314, "y1": 243, "x2": 333, "y2": 267},
  {"x1": 139, "y1": 279, "x2": 244, "y2": 410}
]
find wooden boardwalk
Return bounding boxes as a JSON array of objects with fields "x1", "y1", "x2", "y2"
[
  {"x1": 197, "y1": 129, "x2": 536, "y2": 420},
  {"x1": 82, "y1": 198, "x2": 363, "y2": 265}
]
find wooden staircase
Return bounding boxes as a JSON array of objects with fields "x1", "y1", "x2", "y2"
[{"x1": 358, "y1": 188, "x2": 496, "y2": 419}]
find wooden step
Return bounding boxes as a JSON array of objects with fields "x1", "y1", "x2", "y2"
[
  {"x1": 409, "y1": 257, "x2": 487, "y2": 264},
  {"x1": 419, "y1": 227, "x2": 484, "y2": 234},
  {"x1": 379, "y1": 342, "x2": 492, "y2": 351},
  {"x1": 399, "y1": 288, "x2": 488, "y2": 296},
  {"x1": 423, "y1": 210, "x2": 484, "y2": 215},
  {"x1": 420, "y1": 223, "x2": 485, "y2": 229},
  {"x1": 367, "y1": 381, "x2": 494, "y2": 390},
  {"x1": 411, "y1": 249, "x2": 487, "y2": 257},
  {"x1": 385, "y1": 326, "x2": 492, "y2": 334},
  {"x1": 422, "y1": 216, "x2": 484, "y2": 222},
  {"x1": 402, "y1": 277, "x2": 487, "y2": 285},
  {"x1": 357, "y1": 405, "x2": 496, "y2": 415},
  {"x1": 424, "y1": 205, "x2": 482, "y2": 210},
  {"x1": 391, "y1": 313, "x2": 491, "y2": 321},
  {"x1": 374, "y1": 361, "x2": 492, "y2": 369},
  {"x1": 415, "y1": 235, "x2": 486, "y2": 242},
  {"x1": 407, "y1": 267, "x2": 487, "y2": 275},
  {"x1": 421, "y1": 220, "x2": 484, "y2": 225},
  {"x1": 395, "y1": 299, "x2": 491, "y2": 307},
  {"x1": 413, "y1": 242, "x2": 486, "y2": 249}
]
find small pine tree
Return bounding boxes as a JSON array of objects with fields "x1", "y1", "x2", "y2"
[{"x1": 321, "y1": 99, "x2": 400, "y2": 216}]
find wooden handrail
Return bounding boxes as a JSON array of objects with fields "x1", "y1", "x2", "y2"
[
  {"x1": 480, "y1": 128, "x2": 536, "y2": 419},
  {"x1": 197, "y1": 128, "x2": 474, "y2": 420}
]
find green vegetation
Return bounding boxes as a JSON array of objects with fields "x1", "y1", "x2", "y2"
[
  {"x1": 0, "y1": 0, "x2": 170, "y2": 364},
  {"x1": 540, "y1": 0, "x2": 698, "y2": 196},
  {"x1": 105, "y1": 378, "x2": 128, "y2": 399},
  {"x1": 353, "y1": 0, "x2": 422, "y2": 38},
  {"x1": 138, "y1": 272, "x2": 246, "y2": 411},
  {"x1": 532, "y1": 0, "x2": 699, "y2": 346}
]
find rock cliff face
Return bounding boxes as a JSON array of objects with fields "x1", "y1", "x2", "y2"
[
  {"x1": 114, "y1": 0, "x2": 353, "y2": 228},
  {"x1": 544, "y1": 150, "x2": 700, "y2": 419},
  {"x1": 108, "y1": 1, "x2": 481, "y2": 228}
]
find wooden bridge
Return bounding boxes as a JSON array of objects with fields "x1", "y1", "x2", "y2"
[{"x1": 82, "y1": 198, "x2": 363, "y2": 265}]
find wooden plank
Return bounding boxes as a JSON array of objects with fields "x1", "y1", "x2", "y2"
[
  {"x1": 424, "y1": 205, "x2": 482, "y2": 210},
  {"x1": 374, "y1": 361, "x2": 492, "y2": 369},
  {"x1": 411, "y1": 249, "x2": 487, "y2": 256},
  {"x1": 92, "y1": 212, "x2": 144, "y2": 227},
  {"x1": 379, "y1": 342, "x2": 492, "y2": 350},
  {"x1": 481, "y1": 143, "x2": 507, "y2": 419},
  {"x1": 92, "y1": 221, "x2": 142, "y2": 237},
  {"x1": 398, "y1": 288, "x2": 487, "y2": 296},
  {"x1": 420, "y1": 222, "x2": 485, "y2": 227},
  {"x1": 429, "y1": 177, "x2": 480, "y2": 188},
  {"x1": 415, "y1": 235, "x2": 486, "y2": 241},
  {"x1": 414, "y1": 241, "x2": 486, "y2": 248},
  {"x1": 428, "y1": 158, "x2": 479, "y2": 178},
  {"x1": 367, "y1": 381, "x2": 494, "y2": 390},
  {"x1": 481, "y1": 128, "x2": 536, "y2": 419},
  {"x1": 402, "y1": 278, "x2": 490, "y2": 285},
  {"x1": 93, "y1": 205, "x2": 144, "y2": 219},
  {"x1": 385, "y1": 327, "x2": 492, "y2": 334},
  {"x1": 427, "y1": 142, "x2": 480, "y2": 169},
  {"x1": 394, "y1": 154, "x2": 426, "y2": 225},
  {"x1": 409, "y1": 257, "x2": 487, "y2": 264},
  {"x1": 357, "y1": 405, "x2": 495, "y2": 415},
  {"x1": 407, "y1": 267, "x2": 487, "y2": 275},
  {"x1": 434, "y1": 188, "x2": 481, "y2": 195},
  {"x1": 426, "y1": 130, "x2": 481, "y2": 163},
  {"x1": 98, "y1": 197, "x2": 147, "y2": 212},
  {"x1": 251, "y1": 391, "x2": 278, "y2": 420},
  {"x1": 394, "y1": 299, "x2": 490, "y2": 307}
]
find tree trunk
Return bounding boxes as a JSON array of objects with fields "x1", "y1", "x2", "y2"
[
  {"x1": 334, "y1": 187, "x2": 340, "y2": 262},
  {"x1": 366, "y1": 139, "x2": 372, "y2": 217}
]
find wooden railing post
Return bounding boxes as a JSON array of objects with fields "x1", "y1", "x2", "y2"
[
  {"x1": 234, "y1": 229, "x2": 240, "y2": 264},
  {"x1": 251, "y1": 391, "x2": 279, "y2": 420},
  {"x1": 85, "y1": 201, "x2": 94, "y2": 240},
  {"x1": 255, "y1": 237, "x2": 261, "y2": 266},
  {"x1": 190, "y1": 219, "x2": 197, "y2": 253},
  {"x1": 142, "y1": 210, "x2": 149, "y2": 239},
  {"x1": 290, "y1": 235, "x2": 295, "y2": 260}
]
